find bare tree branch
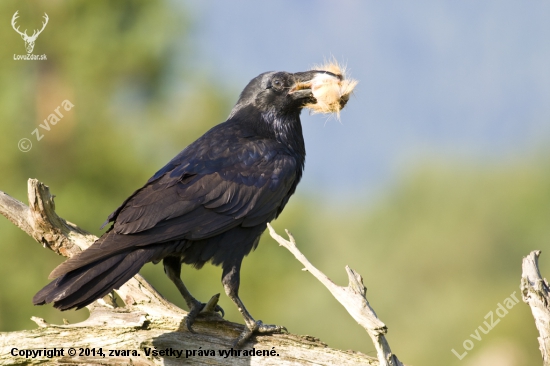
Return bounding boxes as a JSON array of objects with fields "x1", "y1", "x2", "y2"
[
  {"x1": 521, "y1": 250, "x2": 550, "y2": 366},
  {"x1": 0, "y1": 179, "x2": 379, "y2": 365},
  {"x1": 0, "y1": 179, "x2": 96, "y2": 257},
  {"x1": 267, "y1": 223, "x2": 404, "y2": 366}
]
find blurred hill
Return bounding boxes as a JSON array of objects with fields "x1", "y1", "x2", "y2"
[{"x1": 0, "y1": 1, "x2": 549, "y2": 366}]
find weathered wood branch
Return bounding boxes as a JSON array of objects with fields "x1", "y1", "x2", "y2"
[
  {"x1": 521, "y1": 250, "x2": 550, "y2": 365},
  {"x1": 0, "y1": 179, "x2": 379, "y2": 365},
  {"x1": 267, "y1": 224, "x2": 404, "y2": 366}
]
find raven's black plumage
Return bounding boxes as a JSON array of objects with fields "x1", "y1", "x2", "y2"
[{"x1": 33, "y1": 69, "x2": 339, "y2": 345}]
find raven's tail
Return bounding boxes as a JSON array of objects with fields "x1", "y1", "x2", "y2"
[{"x1": 33, "y1": 247, "x2": 158, "y2": 310}]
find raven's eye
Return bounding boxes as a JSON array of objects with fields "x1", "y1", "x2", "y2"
[{"x1": 272, "y1": 79, "x2": 283, "y2": 89}]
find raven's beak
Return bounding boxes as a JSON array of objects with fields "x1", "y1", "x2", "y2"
[
  {"x1": 290, "y1": 63, "x2": 357, "y2": 115},
  {"x1": 288, "y1": 70, "x2": 333, "y2": 98}
]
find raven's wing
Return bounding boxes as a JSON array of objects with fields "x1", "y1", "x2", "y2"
[
  {"x1": 110, "y1": 129, "x2": 297, "y2": 242},
  {"x1": 49, "y1": 126, "x2": 299, "y2": 279},
  {"x1": 113, "y1": 141, "x2": 297, "y2": 237}
]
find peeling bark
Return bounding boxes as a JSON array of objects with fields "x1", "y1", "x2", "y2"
[{"x1": 521, "y1": 250, "x2": 550, "y2": 366}]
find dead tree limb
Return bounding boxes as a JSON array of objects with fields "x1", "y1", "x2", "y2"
[
  {"x1": 521, "y1": 250, "x2": 550, "y2": 365},
  {"x1": 267, "y1": 224, "x2": 404, "y2": 366},
  {"x1": 0, "y1": 179, "x2": 378, "y2": 365}
]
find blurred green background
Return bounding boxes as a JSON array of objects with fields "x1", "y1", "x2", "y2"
[{"x1": 1, "y1": 1, "x2": 549, "y2": 365}]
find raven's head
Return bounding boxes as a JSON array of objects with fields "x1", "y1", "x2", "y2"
[{"x1": 229, "y1": 62, "x2": 357, "y2": 119}]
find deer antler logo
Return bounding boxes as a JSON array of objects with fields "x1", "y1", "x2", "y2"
[{"x1": 11, "y1": 11, "x2": 49, "y2": 54}]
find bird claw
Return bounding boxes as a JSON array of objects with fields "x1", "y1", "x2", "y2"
[
  {"x1": 185, "y1": 321, "x2": 197, "y2": 333},
  {"x1": 212, "y1": 304, "x2": 225, "y2": 318},
  {"x1": 184, "y1": 294, "x2": 225, "y2": 333},
  {"x1": 233, "y1": 320, "x2": 287, "y2": 348}
]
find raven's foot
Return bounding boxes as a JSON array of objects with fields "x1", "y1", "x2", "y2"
[
  {"x1": 234, "y1": 320, "x2": 288, "y2": 348},
  {"x1": 185, "y1": 293, "x2": 225, "y2": 333}
]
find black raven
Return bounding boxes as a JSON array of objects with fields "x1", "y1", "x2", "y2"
[{"x1": 33, "y1": 66, "x2": 355, "y2": 345}]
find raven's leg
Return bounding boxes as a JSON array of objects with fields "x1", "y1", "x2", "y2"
[
  {"x1": 163, "y1": 256, "x2": 224, "y2": 332},
  {"x1": 222, "y1": 261, "x2": 287, "y2": 347}
]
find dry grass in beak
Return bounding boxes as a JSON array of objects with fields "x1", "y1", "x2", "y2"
[{"x1": 305, "y1": 61, "x2": 358, "y2": 117}]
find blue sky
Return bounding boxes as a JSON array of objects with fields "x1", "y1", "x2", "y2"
[{"x1": 178, "y1": 0, "x2": 550, "y2": 201}]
